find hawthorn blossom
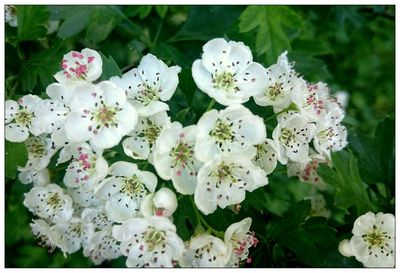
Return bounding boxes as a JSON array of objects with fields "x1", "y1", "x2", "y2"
[
  {"x1": 18, "y1": 168, "x2": 50, "y2": 186},
  {"x1": 194, "y1": 154, "x2": 267, "y2": 215},
  {"x1": 110, "y1": 53, "x2": 181, "y2": 117},
  {"x1": 195, "y1": 104, "x2": 266, "y2": 163},
  {"x1": 179, "y1": 234, "x2": 228, "y2": 267},
  {"x1": 224, "y1": 218, "x2": 258, "y2": 267},
  {"x1": 22, "y1": 136, "x2": 58, "y2": 171},
  {"x1": 253, "y1": 51, "x2": 305, "y2": 112},
  {"x1": 64, "y1": 81, "x2": 138, "y2": 149},
  {"x1": 253, "y1": 139, "x2": 278, "y2": 175},
  {"x1": 339, "y1": 212, "x2": 395, "y2": 267},
  {"x1": 63, "y1": 143, "x2": 108, "y2": 190},
  {"x1": 153, "y1": 122, "x2": 202, "y2": 195},
  {"x1": 30, "y1": 219, "x2": 58, "y2": 252},
  {"x1": 81, "y1": 206, "x2": 113, "y2": 230},
  {"x1": 31, "y1": 99, "x2": 69, "y2": 136},
  {"x1": 5, "y1": 5, "x2": 17, "y2": 27},
  {"x1": 54, "y1": 48, "x2": 102, "y2": 84},
  {"x1": 192, "y1": 38, "x2": 267, "y2": 106},
  {"x1": 5, "y1": 95, "x2": 42, "y2": 142},
  {"x1": 113, "y1": 216, "x2": 185, "y2": 267},
  {"x1": 272, "y1": 112, "x2": 315, "y2": 164},
  {"x1": 83, "y1": 228, "x2": 121, "y2": 265},
  {"x1": 24, "y1": 184, "x2": 74, "y2": 223},
  {"x1": 140, "y1": 188, "x2": 178, "y2": 218},
  {"x1": 68, "y1": 187, "x2": 102, "y2": 208},
  {"x1": 123, "y1": 111, "x2": 171, "y2": 162},
  {"x1": 95, "y1": 161, "x2": 157, "y2": 223}
]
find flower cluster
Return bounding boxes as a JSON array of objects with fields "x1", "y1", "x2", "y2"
[{"x1": 7, "y1": 38, "x2": 389, "y2": 268}]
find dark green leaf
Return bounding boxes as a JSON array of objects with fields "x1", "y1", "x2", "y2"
[
  {"x1": 5, "y1": 141, "x2": 28, "y2": 179},
  {"x1": 17, "y1": 6, "x2": 50, "y2": 41},
  {"x1": 138, "y1": 6, "x2": 153, "y2": 19},
  {"x1": 57, "y1": 7, "x2": 91, "y2": 39},
  {"x1": 177, "y1": 68, "x2": 196, "y2": 105},
  {"x1": 173, "y1": 195, "x2": 198, "y2": 241},
  {"x1": 238, "y1": 6, "x2": 304, "y2": 64},
  {"x1": 99, "y1": 52, "x2": 122, "y2": 81},
  {"x1": 85, "y1": 6, "x2": 124, "y2": 43},
  {"x1": 318, "y1": 150, "x2": 372, "y2": 214},
  {"x1": 151, "y1": 42, "x2": 192, "y2": 68},
  {"x1": 155, "y1": 6, "x2": 168, "y2": 18}
]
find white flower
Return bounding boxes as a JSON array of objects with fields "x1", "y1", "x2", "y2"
[
  {"x1": 31, "y1": 99, "x2": 69, "y2": 136},
  {"x1": 18, "y1": 168, "x2": 50, "y2": 186},
  {"x1": 338, "y1": 239, "x2": 353, "y2": 257},
  {"x1": 334, "y1": 91, "x2": 349, "y2": 109},
  {"x1": 253, "y1": 138, "x2": 278, "y2": 175},
  {"x1": 63, "y1": 143, "x2": 108, "y2": 190},
  {"x1": 54, "y1": 216, "x2": 94, "y2": 255},
  {"x1": 5, "y1": 5, "x2": 17, "y2": 27},
  {"x1": 313, "y1": 113, "x2": 348, "y2": 160},
  {"x1": 95, "y1": 161, "x2": 157, "y2": 223},
  {"x1": 46, "y1": 82, "x2": 74, "y2": 105},
  {"x1": 224, "y1": 217, "x2": 258, "y2": 267},
  {"x1": 195, "y1": 104, "x2": 266, "y2": 163},
  {"x1": 83, "y1": 228, "x2": 121, "y2": 265},
  {"x1": 341, "y1": 212, "x2": 395, "y2": 267},
  {"x1": 64, "y1": 81, "x2": 138, "y2": 149},
  {"x1": 5, "y1": 95, "x2": 42, "y2": 142},
  {"x1": 140, "y1": 187, "x2": 178, "y2": 218},
  {"x1": 153, "y1": 122, "x2": 202, "y2": 195},
  {"x1": 287, "y1": 150, "x2": 328, "y2": 191},
  {"x1": 30, "y1": 219, "x2": 58, "y2": 252},
  {"x1": 81, "y1": 206, "x2": 113, "y2": 230},
  {"x1": 192, "y1": 38, "x2": 267, "y2": 106},
  {"x1": 110, "y1": 53, "x2": 181, "y2": 117},
  {"x1": 54, "y1": 48, "x2": 102, "y2": 84},
  {"x1": 123, "y1": 111, "x2": 171, "y2": 162},
  {"x1": 113, "y1": 216, "x2": 185, "y2": 267},
  {"x1": 23, "y1": 184, "x2": 74, "y2": 223},
  {"x1": 194, "y1": 154, "x2": 267, "y2": 215},
  {"x1": 22, "y1": 136, "x2": 58, "y2": 171},
  {"x1": 253, "y1": 51, "x2": 304, "y2": 112},
  {"x1": 305, "y1": 194, "x2": 331, "y2": 218},
  {"x1": 179, "y1": 234, "x2": 227, "y2": 267},
  {"x1": 272, "y1": 112, "x2": 315, "y2": 164},
  {"x1": 67, "y1": 187, "x2": 102, "y2": 208}
]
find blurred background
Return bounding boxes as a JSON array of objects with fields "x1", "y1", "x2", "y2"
[{"x1": 5, "y1": 5, "x2": 394, "y2": 267}]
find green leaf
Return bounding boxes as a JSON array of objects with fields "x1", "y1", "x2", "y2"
[
  {"x1": 56, "y1": 7, "x2": 92, "y2": 39},
  {"x1": 318, "y1": 150, "x2": 372, "y2": 214},
  {"x1": 151, "y1": 42, "x2": 191, "y2": 67},
  {"x1": 5, "y1": 141, "x2": 28, "y2": 179},
  {"x1": 173, "y1": 195, "x2": 198, "y2": 241},
  {"x1": 99, "y1": 52, "x2": 122, "y2": 81},
  {"x1": 17, "y1": 6, "x2": 50, "y2": 41},
  {"x1": 155, "y1": 6, "x2": 168, "y2": 18},
  {"x1": 173, "y1": 6, "x2": 243, "y2": 41},
  {"x1": 178, "y1": 68, "x2": 196, "y2": 105},
  {"x1": 85, "y1": 6, "x2": 124, "y2": 43},
  {"x1": 19, "y1": 39, "x2": 64, "y2": 91},
  {"x1": 238, "y1": 6, "x2": 304, "y2": 64},
  {"x1": 139, "y1": 6, "x2": 153, "y2": 19}
]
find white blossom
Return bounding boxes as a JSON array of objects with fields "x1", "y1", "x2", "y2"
[
  {"x1": 31, "y1": 98, "x2": 69, "y2": 136},
  {"x1": 5, "y1": 5, "x2": 17, "y2": 27},
  {"x1": 18, "y1": 168, "x2": 50, "y2": 186},
  {"x1": 140, "y1": 187, "x2": 178, "y2": 218},
  {"x1": 24, "y1": 184, "x2": 74, "y2": 224},
  {"x1": 123, "y1": 111, "x2": 171, "y2": 162},
  {"x1": 21, "y1": 136, "x2": 58, "y2": 171},
  {"x1": 253, "y1": 51, "x2": 305, "y2": 112},
  {"x1": 192, "y1": 38, "x2": 267, "y2": 106},
  {"x1": 253, "y1": 138, "x2": 278, "y2": 175},
  {"x1": 194, "y1": 154, "x2": 267, "y2": 215},
  {"x1": 113, "y1": 216, "x2": 185, "y2": 267},
  {"x1": 95, "y1": 161, "x2": 157, "y2": 223},
  {"x1": 224, "y1": 217, "x2": 258, "y2": 267},
  {"x1": 5, "y1": 95, "x2": 42, "y2": 142},
  {"x1": 340, "y1": 212, "x2": 395, "y2": 267},
  {"x1": 81, "y1": 206, "x2": 113, "y2": 230},
  {"x1": 195, "y1": 104, "x2": 266, "y2": 163},
  {"x1": 64, "y1": 81, "x2": 138, "y2": 149},
  {"x1": 67, "y1": 187, "x2": 102, "y2": 208},
  {"x1": 179, "y1": 234, "x2": 227, "y2": 267},
  {"x1": 153, "y1": 122, "x2": 202, "y2": 195},
  {"x1": 30, "y1": 219, "x2": 58, "y2": 252},
  {"x1": 110, "y1": 53, "x2": 181, "y2": 117},
  {"x1": 83, "y1": 228, "x2": 121, "y2": 265},
  {"x1": 272, "y1": 112, "x2": 315, "y2": 164},
  {"x1": 54, "y1": 48, "x2": 102, "y2": 84}
]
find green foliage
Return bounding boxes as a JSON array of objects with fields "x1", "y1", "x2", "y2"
[
  {"x1": 318, "y1": 151, "x2": 373, "y2": 214},
  {"x1": 17, "y1": 6, "x2": 50, "y2": 41},
  {"x1": 239, "y1": 6, "x2": 304, "y2": 64},
  {"x1": 5, "y1": 141, "x2": 28, "y2": 179},
  {"x1": 99, "y1": 52, "x2": 122, "y2": 81}
]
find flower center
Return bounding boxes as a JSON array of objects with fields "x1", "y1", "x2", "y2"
[
  {"x1": 95, "y1": 107, "x2": 117, "y2": 126},
  {"x1": 213, "y1": 72, "x2": 235, "y2": 91},
  {"x1": 265, "y1": 82, "x2": 284, "y2": 100},
  {"x1": 120, "y1": 176, "x2": 146, "y2": 197},
  {"x1": 170, "y1": 141, "x2": 194, "y2": 167},
  {"x1": 279, "y1": 128, "x2": 296, "y2": 146},
  {"x1": 365, "y1": 228, "x2": 386, "y2": 247},
  {"x1": 210, "y1": 119, "x2": 233, "y2": 142},
  {"x1": 27, "y1": 138, "x2": 47, "y2": 158},
  {"x1": 141, "y1": 122, "x2": 161, "y2": 145},
  {"x1": 135, "y1": 85, "x2": 159, "y2": 105},
  {"x1": 15, "y1": 109, "x2": 34, "y2": 126},
  {"x1": 46, "y1": 193, "x2": 61, "y2": 207},
  {"x1": 144, "y1": 229, "x2": 166, "y2": 251}
]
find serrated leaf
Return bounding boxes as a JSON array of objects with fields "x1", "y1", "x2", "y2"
[
  {"x1": 155, "y1": 6, "x2": 168, "y2": 18},
  {"x1": 99, "y1": 52, "x2": 122, "y2": 81},
  {"x1": 17, "y1": 6, "x2": 50, "y2": 41},
  {"x1": 5, "y1": 141, "x2": 28, "y2": 179},
  {"x1": 85, "y1": 6, "x2": 124, "y2": 43},
  {"x1": 317, "y1": 150, "x2": 372, "y2": 214},
  {"x1": 238, "y1": 6, "x2": 304, "y2": 64}
]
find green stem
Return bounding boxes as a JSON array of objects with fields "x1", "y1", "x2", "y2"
[
  {"x1": 151, "y1": 17, "x2": 164, "y2": 49},
  {"x1": 205, "y1": 98, "x2": 216, "y2": 112},
  {"x1": 264, "y1": 108, "x2": 287, "y2": 123}
]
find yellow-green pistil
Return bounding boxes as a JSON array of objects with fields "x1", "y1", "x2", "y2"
[
  {"x1": 213, "y1": 72, "x2": 235, "y2": 91},
  {"x1": 210, "y1": 119, "x2": 233, "y2": 142}
]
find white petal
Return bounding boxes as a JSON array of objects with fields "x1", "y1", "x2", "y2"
[
  {"x1": 122, "y1": 136, "x2": 150, "y2": 160},
  {"x1": 109, "y1": 161, "x2": 138, "y2": 177},
  {"x1": 6, "y1": 123, "x2": 29, "y2": 142},
  {"x1": 64, "y1": 112, "x2": 93, "y2": 143}
]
